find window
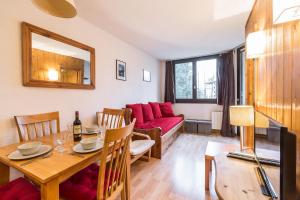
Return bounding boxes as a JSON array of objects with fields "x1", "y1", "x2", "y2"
[
  {"x1": 174, "y1": 57, "x2": 218, "y2": 103},
  {"x1": 174, "y1": 62, "x2": 193, "y2": 99},
  {"x1": 196, "y1": 59, "x2": 217, "y2": 99}
]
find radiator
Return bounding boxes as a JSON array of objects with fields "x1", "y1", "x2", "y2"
[{"x1": 212, "y1": 111, "x2": 223, "y2": 130}]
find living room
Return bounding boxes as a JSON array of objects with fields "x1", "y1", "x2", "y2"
[{"x1": 0, "y1": 0, "x2": 299, "y2": 200}]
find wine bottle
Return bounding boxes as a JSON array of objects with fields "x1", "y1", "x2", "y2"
[{"x1": 73, "y1": 111, "x2": 82, "y2": 142}]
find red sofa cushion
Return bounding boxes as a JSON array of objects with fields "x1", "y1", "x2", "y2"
[
  {"x1": 142, "y1": 104, "x2": 154, "y2": 122},
  {"x1": 159, "y1": 102, "x2": 175, "y2": 117},
  {"x1": 149, "y1": 102, "x2": 162, "y2": 119},
  {"x1": 126, "y1": 104, "x2": 144, "y2": 125},
  {"x1": 135, "y1": 116, "x2": 183, "y2": 136},
  {"x1": 0, "y1": 177, "x2": 40, "y2": 200},
  {"x1": 60, "y1": 163, "x2": 120, "y2": 200}
]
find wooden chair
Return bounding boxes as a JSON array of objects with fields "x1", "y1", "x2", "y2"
[
  {"x1": 60, "y1": 120, "x2": 136, "y2": 200},
  {"x1": 130, "y1": 132, "x2": 155, "y2": 164},
  {"x1": 14, "y1": 111, "x2": 60, "y2": 142},
  {"x1": 96, "y1": 109, "x2": 155, "y2": 164},
  {"x1": 97, "y1": 108, "x2": 125, "y2": 129}
]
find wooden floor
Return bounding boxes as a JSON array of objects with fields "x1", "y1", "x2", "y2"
[
  {"x1": 130, "y1": 133, "x2": 234, "y2": 200},
  {"x1": 130, "y1": 133, "x2": 279, "y2": 200}
]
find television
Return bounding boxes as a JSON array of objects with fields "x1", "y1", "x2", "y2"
[{"x1": 254, "y1": 112, "x2": 297, "y2": 200}]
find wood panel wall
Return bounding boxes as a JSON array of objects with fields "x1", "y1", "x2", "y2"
[
  {"x1": 246, "y1": 0, "x2": 300, "y2": 192},
  {"x1": 31, "y1": 48, "x2": 84, "y2": 84}
]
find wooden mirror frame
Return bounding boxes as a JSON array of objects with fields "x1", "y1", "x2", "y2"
[{"x1": 22, "y1": 22, "x2": 95, "y2": 89}]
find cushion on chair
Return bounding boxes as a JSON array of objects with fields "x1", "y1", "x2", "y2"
[
  {"x1": 135, "y1": 116, "x2": 183, "y2": 136},
  {"x1": 126, "y1": 104, "x2": 144, "y2": 125},
  {"x1": 130, "y1": 140, "x2": 155, "y2": 156},
  {"x1": 149, "y1": 102, "x2": 162, "y2": 119},
  {"x1": 60, "y1": 163, "x2": 120, "y2": 200},
  {"x1": 0, "y1": 177, "x2": 40, "y2": 200},
  {"x1": 142, "y1": 104, "x2": 154, "y2": 122},
  {"x1": 159, "y1": 102, "x2": 176, "y2": 117}
]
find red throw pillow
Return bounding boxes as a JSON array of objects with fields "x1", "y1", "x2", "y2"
[
  {"x1": 159, "y1": 102, "x2": 175, "y2": 117},
  {"x1": 142, "y1": 104, "x2": 154, "y2": 122},
  {"x1": 126, "y1": 104, "x2": 144, "y2": 125},
  {"x1": 149, "y1": 102, "x2": 162, "y2": 119}
]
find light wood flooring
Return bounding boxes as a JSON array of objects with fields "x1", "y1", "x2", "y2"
[{"x1": 130, "y1": 133, "x2": 279, "y2": 200}]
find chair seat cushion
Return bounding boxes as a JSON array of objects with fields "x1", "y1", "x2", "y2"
[
  {"x1": 135, "y1": 116, "x2": 183, "y2": 136},
  {"x1": 60, "y1": 163, "x2": 119, "y2": 200},
  {"x1": 130, "y1": 140, "x2": 155, "y2": 156},
  {"x1": 0, "y1": 177, "x2": 40, "y2": 200}
]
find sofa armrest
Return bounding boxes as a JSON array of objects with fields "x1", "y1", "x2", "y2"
[
  {"x1": 133, "y1": 127, "x2": 162, "y2": 140},
  {"x1": 124, "y1": 108, "x2": 132, "y2": 125},
  {"x1": 177, "y1": 114, "x2": 185, "y2": 119}
]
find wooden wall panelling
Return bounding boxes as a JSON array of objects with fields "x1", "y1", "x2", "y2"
[
  {"x1": 246, "y1": 0, "x2": 300, "y2": 193},
  {"x1": 292, "y1": 21, "x2": 300, "y2": 134},
  {"x1": 276, "y1": 25, "x2": 284, "y2": 123},
  {"x1": 271, "y1": 26, "x2": 277, "y2": 120},
  {"x1": 283, "y1": 23, "x2": 293, "y2": 128},
  {"x1": 266, "y1": 0, "x2": 272, "y2": 117},
  {"x1": 292, "y1": 21, "x2": 300, "y2": 193},
  {"x1": 31, "y1": 48, "x2": 84, "y2": 84}
]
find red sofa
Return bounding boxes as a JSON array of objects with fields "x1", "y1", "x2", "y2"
[{"x1": 124, "y1": 102, "x2": 184, "y2": 159}]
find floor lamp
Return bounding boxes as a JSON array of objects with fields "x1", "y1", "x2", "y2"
[{"x1": 229, "y1": 105, "x2": 254, "y2": 151}]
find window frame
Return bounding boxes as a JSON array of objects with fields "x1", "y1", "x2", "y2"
[{"x1": 173, "y1": 55, "x2": 219, "y2": 104}]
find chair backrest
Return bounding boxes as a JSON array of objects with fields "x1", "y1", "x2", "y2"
[
  {"x1": 96, "y1": 108, "x2": 124, "y2": 129},
  {"x1": 97, "y1": 119, "x2": 136, "y2": 200},
  {"x1": 14, "y1": 112, "x2": 60, "y2": 142}
]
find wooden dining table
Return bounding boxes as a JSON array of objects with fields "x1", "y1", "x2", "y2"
[{"x1": 0, "y1": 132, "x2": 131, "y2": 200}]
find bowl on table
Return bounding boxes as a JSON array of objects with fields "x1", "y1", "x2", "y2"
[
  {"x1": 17, "y1": 142, "x2": 42, "y2": 156},
  {"x1": 80, "y1": 138, "x2": 97, "y2": 150},
  {"x1": 85, "y1": 125, "x2": 99, "y2": 133}
]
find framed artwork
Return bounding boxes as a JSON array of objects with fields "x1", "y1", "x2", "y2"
[
  {"x1": 143, "y1": 69, "x2": 151, "y2": 82},
  {"x1": 116, "y1": 60, "x2": 126, "y2": 81}
]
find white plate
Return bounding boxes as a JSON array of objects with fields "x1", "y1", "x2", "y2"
[
  {"x1": 72, "y1": 141, "x2": 103, "y2": 154},
  {"x1": 81, "y1": 131, "x2": 100, "y2": 135},
  {"x1": 8, "y1": 145, "x2": 52, "y2": 160}
]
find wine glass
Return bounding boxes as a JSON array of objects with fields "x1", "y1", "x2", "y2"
[
  {"x1": 54, "y1": 133, "x2": 65, "y2": 153},
  {"x1": 98, "y1": 125, "x2": 106, "y2": 142}
]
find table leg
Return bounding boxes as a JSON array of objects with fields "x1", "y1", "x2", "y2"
[
  {"x1": 205, "y1": 157, "x2": 211, "y2": 191},
  {"x1": 41, "y1": 178, "x2": 59, "y2": 200},
  {"x1": 0, "y1": 163, "x2": 9, "y2": 186}
]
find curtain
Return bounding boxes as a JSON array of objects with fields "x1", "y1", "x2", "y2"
[
  {"x1": 217, "y1": 56, "x2": 224, "y2": 105},
  {"x1": 164, "y1": 61, "x2": 175, "y2": 103},
  {"x1": 218, "y1": 51, "x2": 236, "y2": 137}
]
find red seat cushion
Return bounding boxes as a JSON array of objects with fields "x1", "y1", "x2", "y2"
[
  {"x1": 142, "y1": 104, "x2": 154, "y2": 122},
  {"x1": 60, "y1": 163, "x2": 120, "y2": 200},
  {"x1": 159, "y1": 102, "x2": 175, "y2": 117},
  {"x1": 135, "y1": 116, "x2": 183, "y2": 136},
  {"x1": 126, "y1": 104, "x2": 144, "y2": 125},
  {"x1": 149, "y1": 102, "x2": 162, "y2": 119},
  {"x1": 0, "y1": 177, "x2": 40, "y2": 200}
]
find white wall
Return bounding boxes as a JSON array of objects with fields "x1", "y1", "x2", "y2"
[
  {"x1": 0, "y1": 1, "x2": 161, "y2": 146},
  {"x1": 173, "y1": 104, "x2": 222, "y2": 120}
]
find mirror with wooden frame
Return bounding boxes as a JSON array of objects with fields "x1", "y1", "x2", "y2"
[{"x1": 22, "y1": 22, "x2": 95, "y2": 89}]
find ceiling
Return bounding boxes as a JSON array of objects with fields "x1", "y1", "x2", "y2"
[{"x1": 75, "y1": 0, "x2": 254, "y2": 60}]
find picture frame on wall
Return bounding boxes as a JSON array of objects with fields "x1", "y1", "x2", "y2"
[
  {"x1": 143, "y1": 69, "x2": 151, "y2": 82},
  {"x1": 116, "y1": 60, "x2": 126, "y2": 81}
]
